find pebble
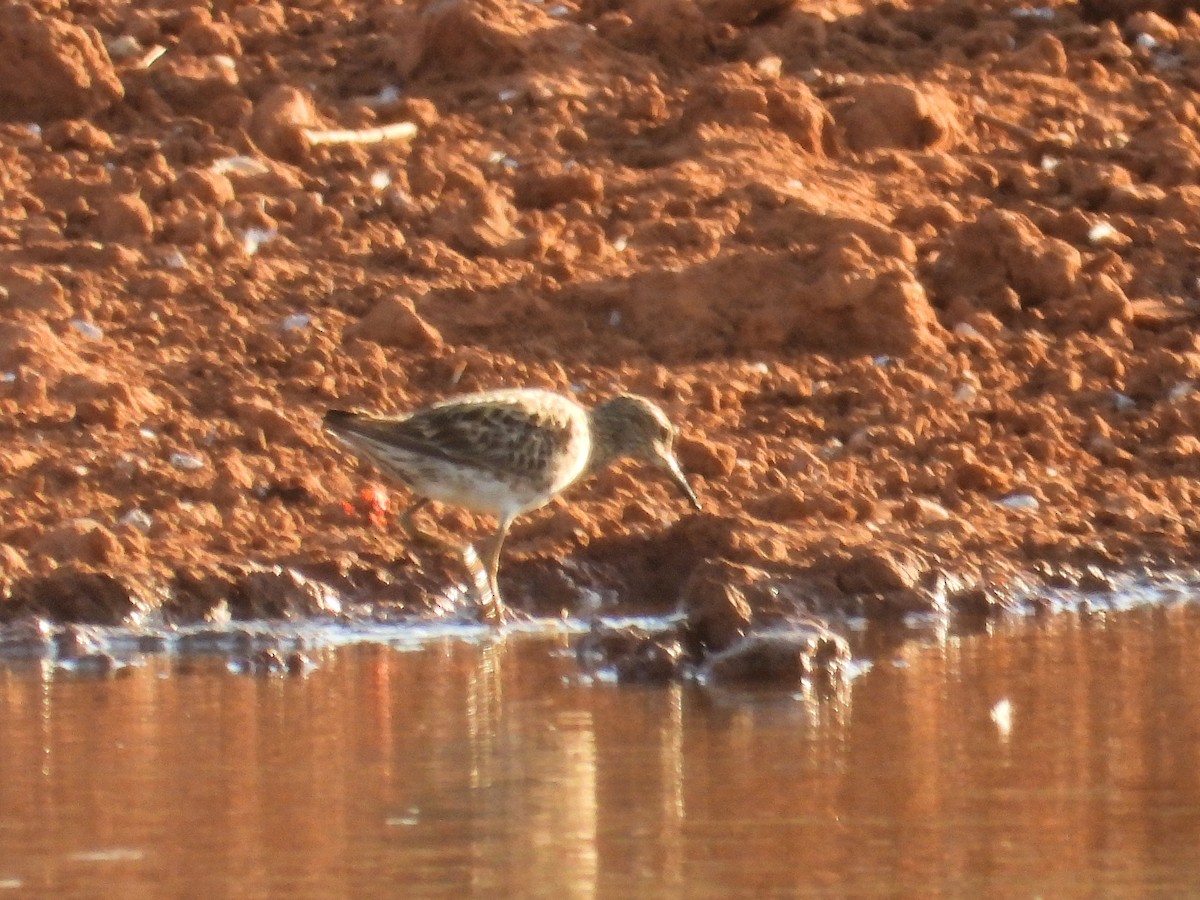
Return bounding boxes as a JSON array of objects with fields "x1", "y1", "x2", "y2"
[
  {"x1": 990, "y1": 698, "x2": 1013, "y2": 738},
  {"x1": 1087, "y1": 221, "x2": 1121, "y2": 245},
  {"x1": 118, "y1": 508, "x2": 154, "y2": 533},
  {"x1": 279, "y1": 313, "x2": 311, "y2": 332},
  {"x1": 211, "y1": 155, "x2": 271, "y2": 176},
  {"x1": 105, "y1": 35, "x2": 143, "y2": 60},
  {"x1": 364, "y1": 85, "x2": 401, "y2": 107},
  {"x1": 995, "y1": 493, "x2": 1040, "y2": 511},
  {"x1": 1012, "y1": 7, "x2": 1054, "y2": 20},
  {"x1": 242, "y1": 227, "x2": 277, "y2": 255},
  {"x1": 1111, "y1": 391, "x2": 1136, "y2": 411},
  {"x1": 70, "y1": 319, "x2": 104, "y2": 340},
  {"x1": 953, "y1": 322, "x2": 983, "y2": 339},
  {"x1": 1168, "y1": 381, "x2": 1194, "y2": 402},
  {"x1": 169, "y1": 452, "x2": 206, "y2": 471}
]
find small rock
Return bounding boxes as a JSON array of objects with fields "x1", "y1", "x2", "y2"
[
  {"x1": 117, "y1": 508, "x2": 154, "y2": 534},
  {"x1": 613, "y1": 639, "x2": 683, "y2": 684},
  {"x1": 948, "y1": 585, "x2": 1007, "y2": 617},
  {"x1": 173, "y1": 168, "x2": 237, "y2": 207},
  {"x1": 679, "y1": 560, "x2": 753, "y2": 653},
  {"x1": 228, "y1": 567, "x2": 341, "y2": 619},
  {"x1": 1, "y1": 268, "x2": 71, "y2": 317},
  {"x1": 54, "y1": 623, "x2": 106, "y2": 659},
  {"x1": 995, "y1": 493, "x2": 1040, "y2": 511},
  {"x1": 230, "y1": 648, "x2": 287, "y2": 675},
  {"x1": 676, "y1": 436, "x2": 737, "y2": 478},
  {"x1": 228, "y1": 645, "x2": 313, "y2": 677},
  {"x1": 170, "y1": 451, "x2": 206, "y2": 471},
  {"x1": 836, "y1": 547, "x2": 923, "y2": 595},
  {"x1": 344, "y1": 295, "x2": 444, "y2": 351},
  {"x1": 837, "y1": 81, "x2": 961, "y2": 152},
  {"x1": 280, "y1": 313, "x2": 311, "y2": 332},
  {"x1": 33, "y1": 518, "x2": 124, "y2": 566},
  {"x1": 703, "y1": 629, "x2": 849, "y2": 686},
  {"x1": 69, "y1": 319, "x2": 104, "y2": 340},
  {"x1": 94, "y1": 194, "x2": 154, "y2": 244},
  {"x1": 0, "y1": 543, "x2": 30, "y2": 581},
  {"x1": 0, "y1": 6, "x2": 123, "y2": 122},
  {"x1": 231, "y1": 398, "x2": 298, "y2": 443},
  {"x1": 0, "y1": 617, "x2": 54, "y2": 658},
  {"x1": 575, "y1": 622, "x2": 688, "y2": 684},
  {"x1": 8, "y1": 568, "x2": 148, "y2": 625},
  {"x1": 241, "y1": 227, "x2": 277, "y2": 256},
  {"x1": 249, "y1": 85, "x2": 320, "y2": 161},
  {"x1": 210, "y1": 155, "x2": 271, "y2": 178},
  {"x1": 514, "y1": 166, "x2": 604, "y2": 209}
]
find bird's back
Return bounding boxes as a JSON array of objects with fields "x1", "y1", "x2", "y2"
[{"x1": 325, "y1": 389, "x2": 592, "y2": 516}]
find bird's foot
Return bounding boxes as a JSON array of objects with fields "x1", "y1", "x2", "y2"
[{"x1": 478, "y1": 594, "x2": 522, "y2": 627}]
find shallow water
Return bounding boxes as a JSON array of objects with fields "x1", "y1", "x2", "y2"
[{"x1": 4, "y1": 605, "x2": 1200, "y2": 897}]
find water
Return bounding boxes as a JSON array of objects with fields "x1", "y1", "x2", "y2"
[{"x1": 3, "y1": 605, "x2": 1200, "y2": 897}]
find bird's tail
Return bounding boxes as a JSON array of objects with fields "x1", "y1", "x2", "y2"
[{"x1": 323, "y1": 409, "x2": 361, "y2": 433}]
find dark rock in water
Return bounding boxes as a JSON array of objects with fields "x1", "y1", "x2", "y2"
[
  {"x1": 167, "y1": 567, "x2": 238, "y2": 623},
  {"x1": 167, "y1": 566, "x2": 342, "y2": 623},
  {"x1": 252, "y1": 648, "x2": 286, "y2": 674},
  {"x1": 703, "y1": 629, "x2": 849, "y2": 687},
  {"x1": 6, "y1": 567, "x2": 150, "y2": 625},
  {"x1": 228, "y1": 567, "x2": 340, "y2": 620},
  {"x1": 59, "y1": 650, "x2": 121, "y2": 675},
  {"x1": 679, "y1": 559, "x2": 753, "y2": 653},
  {"x1": 857, "y1": 586, "x2": 945, "y2": 619},
  {"x1": 285, "y1": 650, "x2": 314, "y2": 676},
  {"x1": 575, "y1": 622, "x2": 688, "y2": 684},
  {"x1": 177, "y1": 626, "x2": 258, "y2": 655},
  {"x1": 229, "y1": 646, "x2": 315, "y2": 677},
  {"x1": 53, "y1": 623, "x2": 121, "y2": 674},
  {"x1": 836, "y1": 547, "x2": 923, "y2": 595},
  {"x1": 0, "y1": 616, "x2": 54, "y2": 657},
  {"x1": 54, "y1": 622, "x2": 106, "y2": 658},
  {"x1": 949, "y1": 584, "x2": 1007, "y2": 618},
  {"x1": 614, "y1": 637, "x2": 683, "y2": 684}
]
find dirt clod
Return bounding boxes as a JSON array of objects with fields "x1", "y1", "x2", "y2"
[{"x1": 0, "y1": 7, "x2": 122, "y2": 122}]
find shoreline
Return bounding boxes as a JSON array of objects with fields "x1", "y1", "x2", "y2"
[{"x1": 5, "y1": 1, "x2": 1200, "y2": 636}]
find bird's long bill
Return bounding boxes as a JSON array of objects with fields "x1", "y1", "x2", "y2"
[{"x1": 663, "y1": 453, "x2": 701, "y2": 511}]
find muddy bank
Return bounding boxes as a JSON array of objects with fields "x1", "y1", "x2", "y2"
[{"x1": 3, "y1": 0, "x2": 1200, "y2": 639}]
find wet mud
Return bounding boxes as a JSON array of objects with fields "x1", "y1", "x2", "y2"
[{"x1": 4, "y1": 1, "x2": 1200, "y2": 668}]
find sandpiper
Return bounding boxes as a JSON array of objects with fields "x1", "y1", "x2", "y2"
[{"x1": 323, "y1": 388, "x2": 701, "y2": 623}]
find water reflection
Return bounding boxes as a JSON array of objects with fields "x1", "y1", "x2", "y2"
[{"x1": 2, "y1": 606, "x2": 1200, "y2": 895}]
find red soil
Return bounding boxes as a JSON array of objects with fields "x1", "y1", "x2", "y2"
[{"x1": 3, "y1": 0, "x2": 1200, "y2": 624}]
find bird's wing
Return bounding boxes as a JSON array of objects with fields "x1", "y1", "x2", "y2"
[{"x1": 349, "y1": 397, "x2": 581, "y2": 481}]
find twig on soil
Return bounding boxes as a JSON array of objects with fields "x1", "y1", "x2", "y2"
[
  {"x1": 302, "y1": 122, "x2": 418, "y2": 146},
  {"x1": 134, "y1": 45, "x2": 167, "y2": 69},
  {"x1": 974, "y1": 111, "x2": 1042, "y2": 144}
]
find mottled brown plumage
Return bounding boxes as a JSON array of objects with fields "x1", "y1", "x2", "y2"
[{"x1": 323, "y1": 388, "x2": 699, "y2": 623}]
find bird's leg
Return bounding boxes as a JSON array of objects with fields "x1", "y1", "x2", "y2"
[
  {"x1": 476, "y1": 517, "x2": 513, "y2": 626},
  {"x1": 397, "y1": 497, "x2": 429, "y2": 532},
  {"x1": 397, "y1": 497, "x2": 457, "y2": 552}
]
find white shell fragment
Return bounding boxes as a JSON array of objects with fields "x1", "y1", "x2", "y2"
[
  {"x1": 169, "y1": 452, "x2": 206, "y2": 471},
  {"x1": 995, "y1": 493, "x2": 1040, "y2": 511}
]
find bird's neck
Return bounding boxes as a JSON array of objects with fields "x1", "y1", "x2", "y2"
[{"x1": 586, "y1": 410, "x2": 624, "y2": 473}]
